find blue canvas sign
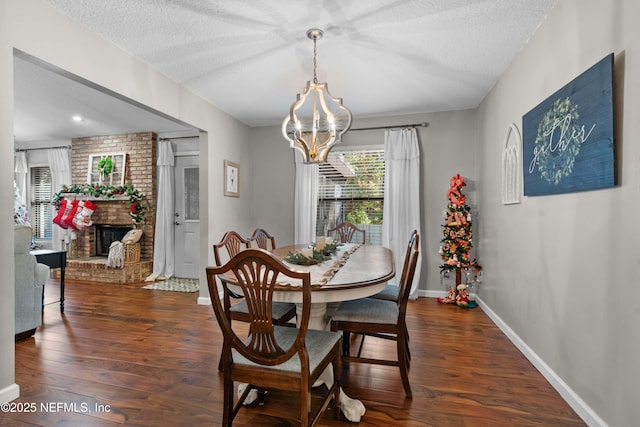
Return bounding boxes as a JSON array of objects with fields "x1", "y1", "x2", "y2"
[{"x1": 522, "y1": 54, "x2": 615, "y2": 196}]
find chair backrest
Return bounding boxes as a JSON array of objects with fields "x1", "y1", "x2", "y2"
[
  {"x1": 248, "y1": 228, "x2": 276, "y2": 251},
  {"x1": 400, "y1": 230, "x2": 418, "y2": 284},
  {"x1": 206, "y1": 249, "x2": 312, "y2": 366},
  {"x1": 327, "y1": 222, "x2": 366, "y2": 244},
  {"x1": 397, "y1": 230, "x2": 420, "y2": 318},
  {"x1": 213, "y1": 230, "x2": 251, "y2": 266}
]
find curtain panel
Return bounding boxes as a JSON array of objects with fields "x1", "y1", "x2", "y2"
[
  {"x1": 14, "y1": 151, "x2": 28, "y2": 206},
  {"x1": 382, "y1": 128, "x2": 422, "y2": 299},
  {"x1": 151, "y1": 139, "x2": 175, "y2": 279},
  {"x1": 47, "y1": 148, "x2": 72, "y2": 250},
  {"x1": 294, "y1": 151, "x2": 318, "y2": 245}
]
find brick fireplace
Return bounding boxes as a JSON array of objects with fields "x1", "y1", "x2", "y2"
[{"x1": 60, "y1": 132, "x2": 157, "y2": 283}]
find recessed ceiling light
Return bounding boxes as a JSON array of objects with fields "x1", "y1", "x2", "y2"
[{"x1": 72, "y1": 115, "x2": 84, "y2": 122}]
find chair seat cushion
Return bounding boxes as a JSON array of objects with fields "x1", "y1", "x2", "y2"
[
  {"x1": 230, "y1": 300, "x2": 295, "y2": 320},
  {"x1": 368, "y1": 284, "x2": 399, "y2": 301},
  {"x1": 234, "y1": 326, "x2": 341, "y2": 373},
  {"x1": 331, "y1": 297, "x2": 398, "y2": 324}
]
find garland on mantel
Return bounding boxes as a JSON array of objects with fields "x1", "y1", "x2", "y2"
[{"x1": 53, "y1": 183, "x2": 147, "y2": 226}]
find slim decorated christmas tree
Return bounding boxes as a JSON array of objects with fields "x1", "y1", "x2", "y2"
[{"x1": 438, "y1": 174, "x2": 481, "y2": 307}]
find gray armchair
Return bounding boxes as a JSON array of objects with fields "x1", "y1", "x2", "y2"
[{"x1": 15, "y1": 225, "x2": 50, "y2": 339}]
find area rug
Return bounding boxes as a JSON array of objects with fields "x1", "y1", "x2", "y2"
[{"x1": 142, "y1": 277, "x2": 199, "y2": 293}]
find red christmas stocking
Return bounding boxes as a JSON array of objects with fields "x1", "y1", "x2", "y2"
[
  {"x1": 72, "y1": 200, "x2": 97, "y2": 230},
  {"x1": 52, "y1": 198, "x2": 69, "y2": 229},
  {"x1": 62, "y1": 199, "x2": 80, "y2": 230}
]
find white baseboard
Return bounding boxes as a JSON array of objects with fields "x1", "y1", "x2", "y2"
[
  {"x1": 420, "y1": 289, "x2": 446, "y2": 298},
  {"x1": 0, "y1": 383, "x2": 19, "y2": 405},
  {"x1": 473, "y1": 296, "x2": 607, "y2": 427},
  {"x1": 197, "y1": 296, "x2": 211, "y2": 306}
]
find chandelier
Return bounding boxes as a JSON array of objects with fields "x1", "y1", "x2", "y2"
[{"x1": 282, "y1": 28, "x2": 352, "y2": 163}]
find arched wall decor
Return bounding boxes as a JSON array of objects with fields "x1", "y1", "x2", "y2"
[{"x1": 502, "y1": 123, "x2": 522, "y2": 205}]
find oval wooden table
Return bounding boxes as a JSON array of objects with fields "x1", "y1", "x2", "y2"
[
  {"x1": 224, "y1": 243, "x2": 395, "y2": 422},
  {"x1": 270, "y1": 244, "x2": 395, "y2": 330}
]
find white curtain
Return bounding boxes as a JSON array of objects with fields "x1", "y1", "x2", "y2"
[
  {"x1": 14, "y1": 151, "x2": 28, "y2": 206},
  {"x1": 47, "y1": 148, "x2": 72, "y2": 250},
  {"x1": 382, "y1": 128, "x2": 422, "y2": 299},
  {"x1": 152, "y1": 139, "x2": 175, "y2": 278},
  {"x1": 294, "y1": 151, "x2": 318, "y2": 245}
]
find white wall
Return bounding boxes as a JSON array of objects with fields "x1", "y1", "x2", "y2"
[
  {"x1": 248, "y1": 110, "x2": 479, "y2": 295},
  {"x1": 0, "y1": 0, "x2": 251, "y2": 402},
  {"x1": 476, "y1": 0, "x2": 639, "y2": 425}
]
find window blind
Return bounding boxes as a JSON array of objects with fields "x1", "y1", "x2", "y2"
[
  {"x1": 316, "y1": 149, "x2": 385, "y2": 245},
  {"x1": 30, "y1": 166, "x2": 52, "y2": 239}
]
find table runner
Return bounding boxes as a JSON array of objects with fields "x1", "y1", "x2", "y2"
[{"x1": 278, "y1": 243, "x2": 362, "y2": 287}]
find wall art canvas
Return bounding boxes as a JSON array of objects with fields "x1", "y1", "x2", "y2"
[{"x1": 522, "y1": 53, "x2": 615, "y2": 196}]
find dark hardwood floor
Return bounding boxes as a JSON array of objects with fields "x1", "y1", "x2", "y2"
[{"x1": 3, "y1": 278, "x2": 586, "y2": 426}]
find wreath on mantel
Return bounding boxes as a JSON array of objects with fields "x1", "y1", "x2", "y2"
[{"x1": 53, "y1": 183, "x2": 148, "y2": 226}]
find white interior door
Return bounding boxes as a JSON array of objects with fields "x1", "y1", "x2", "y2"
[{"x1": 174, "y1": 155, "x2": 199, "y2": 278}]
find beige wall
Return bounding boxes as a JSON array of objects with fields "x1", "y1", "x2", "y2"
[{"x1": 476, "y1": 0, "x2": 639, "y2": 425}]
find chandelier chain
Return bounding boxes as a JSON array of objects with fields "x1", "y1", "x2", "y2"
[{"x1": 313, "y1": 37, "x2": 318, "y2": 84}]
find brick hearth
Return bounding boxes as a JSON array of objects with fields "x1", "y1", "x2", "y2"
[{"x1": 65, "y1": 258, "x2": 152, "y2": 283}]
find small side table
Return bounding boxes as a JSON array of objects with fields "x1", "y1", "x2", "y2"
[{"x1": 31, "y1": 249, "x2": 67, "y2": 313}]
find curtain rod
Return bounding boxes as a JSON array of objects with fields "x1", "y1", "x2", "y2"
[
  {"x1": 15, "y1": 145, "x2": 71, "y2": 152},
  {"x1": 349, "y1": 122, "x2": 429, "y2": 132},
  {"x1": 159, "y1": 135, "x2": 199, "y2": 141}
]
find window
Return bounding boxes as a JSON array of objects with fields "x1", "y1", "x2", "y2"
[
  {"x1": 316, "y1": 149, "x2": 385, "y2": 245},
  {"x1": 30, "y1": 166, "x2": 52, "y2": 240},
  {"x1": 183, "y1": 166, "x2": 200, "y2": 221},
  {"x1": 87, "y1": 152, "x2": 126, "y2": 186}
]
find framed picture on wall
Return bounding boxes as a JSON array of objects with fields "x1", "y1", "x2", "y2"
[
  {"x1": 223, "y1": 160, "x2": 240, "y2": 197},
  {"x1": 522, "y1": 53, "x2": 615, "y2": 196}
]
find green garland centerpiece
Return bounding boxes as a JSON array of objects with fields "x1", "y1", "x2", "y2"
[
  {"x1": 284, "y1": 249, "x2": 330, "y2": 265},
  {"x1": 315, "y1": 241, "x2": 342, "y2": 256},
  {"x1": 53, "y1": 183, "x2": 148, "y2": 226}
]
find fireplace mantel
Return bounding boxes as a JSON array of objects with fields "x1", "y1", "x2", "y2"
[{"x1": 58, "y1": 193, "x2": 130, "y2": 201}]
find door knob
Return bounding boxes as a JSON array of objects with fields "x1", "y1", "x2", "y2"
[{"x1": 174, "y1": 221, "x2": 181, "y2": 226}]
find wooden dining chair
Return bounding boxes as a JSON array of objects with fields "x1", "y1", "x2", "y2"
[
  {"x1": 213, "y1": 230, "x2": 296, "y2": 325},
  {"x1": 248, "y1": 227, "x2": 276, "y2": 251},
  {"x1": 327, "y1": 222, "x2": 366, "y2": 244},
  {"x1": 368, "y1": 230, "x2": 417, "y2": 302},
  {"x1": 206, "y1": 249, "x2": 342, "y2": 426},
  {"x1": 213, "y1": 231, "x2": 297, "y2": 370},
  {"x1": 330, "y1": 230, "x2": 419, "y2": 398}
]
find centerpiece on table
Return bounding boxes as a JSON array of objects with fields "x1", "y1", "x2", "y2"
[{"x1": 283, "y1": 236, "x2": 342, "y2": 265}]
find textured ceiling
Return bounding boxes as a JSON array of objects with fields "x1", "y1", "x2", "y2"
[
  {"x1": 13, "y1": 54, "x2": 195, "y2": 144},
  {"x1": 16, "y1": 0, "x2": 557, "y2": 143}
]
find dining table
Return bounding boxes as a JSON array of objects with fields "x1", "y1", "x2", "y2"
[
  {"x1": 222, "y1": 242, "x2": 396, "y2": 422},
  {"x1": 270, "y1": 243, "x2": 395, "y2": 328}
]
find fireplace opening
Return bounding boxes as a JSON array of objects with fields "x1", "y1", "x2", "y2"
[{"x1": 95, "y1": 224, "x2": 133, "y2": 256}]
